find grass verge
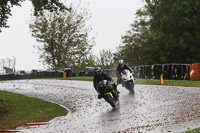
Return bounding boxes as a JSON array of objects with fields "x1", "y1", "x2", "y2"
[
  {"x1": 185, "y1": 128, "x2": 200, "y2": 133},
  {"x1": 56, "y1": 76, "x2": 93, "y2": 81},
  {"x1": 0, "y1": 90, "x2": 67, "y2": 130},
  {"x1": 135, "y1": 78, "x2": 200, "y2": 87}
]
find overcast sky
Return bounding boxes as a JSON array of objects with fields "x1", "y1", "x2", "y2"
[{"x1": 0, "y1": 0, "x2": 144, "y2": 71}]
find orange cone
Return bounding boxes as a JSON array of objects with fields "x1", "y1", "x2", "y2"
[{"x1": 160, "y1": 74, "x2": 164, "y2": 85}]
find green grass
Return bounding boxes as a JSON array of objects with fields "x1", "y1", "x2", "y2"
[
  {"x1": 185, "y1": 128, "x2": 200, "y2": 133},
  {"x1": 56, "y1": 76, "x2": 94, "y2": 81},
  {"x1": 135, "y1": 78, "x2": 200, "y2": 87},
  {"x1": 0, "y1": 90, "x2": 67, "y2": 130}
]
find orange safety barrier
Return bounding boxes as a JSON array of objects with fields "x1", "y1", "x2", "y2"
[
  {"x1": 63, "y1": 72, "x2": 67, "y2": 78},
  {"x1": 190, "y1": 64, "x2": 200, "y2": 80}
]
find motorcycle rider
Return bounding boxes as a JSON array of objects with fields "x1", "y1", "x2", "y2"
[
  {"x1": 93, "y1": 67, "x2": 119, "y2": 99},
  {"x1": 116, "y1": 59, "x2": 133, "y2": 84}
]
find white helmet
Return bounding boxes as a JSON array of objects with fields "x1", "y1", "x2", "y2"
[{"x1": 118, "y1": 60, "x2": 124, "y2": 68}]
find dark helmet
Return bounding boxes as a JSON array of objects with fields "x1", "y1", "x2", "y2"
[
  {"x1": 94, "y1": 67, "x2": 102, "y2": 75},
  {"x1": 118, "y1": 60, "x2": 124, "y2": 68}
]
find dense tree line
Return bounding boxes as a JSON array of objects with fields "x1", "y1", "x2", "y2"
[{"x1": 115, "y1": 0, "x2": 200, "y2": 66}]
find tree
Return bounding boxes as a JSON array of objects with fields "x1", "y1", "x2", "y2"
[
  {"x1": 29, "y1": 4, "x2": 94, "y2": 73},
  {"x1": 144, "y1": 0, "x2": 200, "y2": 63},
  {"x1": 117, "y1": 0, "x2": 200, "y2": 66},
  {"x1": 96, "y1": 49, "x2": 115, "y2": 69},
  {"x1": 0, "y1": 0, "x2": 71, "y2": 32},
  {"x1": 114, "y1": 7, "x2": 154, "y2": 66}
]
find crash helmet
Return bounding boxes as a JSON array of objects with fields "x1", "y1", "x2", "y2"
[
  {"x1": 118, "y1": 59, "x2": 124, "y2": 68},
  {"x1": 94, "y1": 67, "x2": 102, "y2": 75}
]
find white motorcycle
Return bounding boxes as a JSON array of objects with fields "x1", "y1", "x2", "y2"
[{"x1": 121, "y1": 69, "x2": 135, "y2": 93}]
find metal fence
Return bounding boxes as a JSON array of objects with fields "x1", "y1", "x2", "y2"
[{"x1": 0, "y1": 70, "x2": 64, "y2": 80}]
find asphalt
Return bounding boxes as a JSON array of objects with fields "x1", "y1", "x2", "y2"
[{"x1": 0, "y1": 79, "x2": 200, "y2": 133}]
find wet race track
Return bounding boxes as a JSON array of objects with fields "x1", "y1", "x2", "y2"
[{"x1": 0, "y1": 79, "x2": 200, "y2": 133}]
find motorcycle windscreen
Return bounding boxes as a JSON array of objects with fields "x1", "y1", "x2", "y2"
[
  {"x1": 97, "y1": 80, "x2": 108, "y2": 92},
  {"x1": 121, "y1": 69, "x2": 130, "y2": 75}
]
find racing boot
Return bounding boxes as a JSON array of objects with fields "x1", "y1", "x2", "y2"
[{"x1": 113, "y1": 83, "x2": 120, "y2": 94}]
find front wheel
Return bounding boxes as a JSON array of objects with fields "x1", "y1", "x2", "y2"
[
  {"x1": 104, "y1": 94, "x2": 116, "y2": 108},
  {"x1": 127, "y1": 80, "x2": 134, "y2": 94}
]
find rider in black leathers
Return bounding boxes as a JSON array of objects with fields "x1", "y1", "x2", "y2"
[
  {"x1": 116, "y1": 60, "x2": 133, "y2": 84},
  {"x1": 93, "y1": 67, "x2": 119, "y2": 99}
]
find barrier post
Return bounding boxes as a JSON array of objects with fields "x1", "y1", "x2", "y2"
[
  {"x1": 160, "y1": 74, "x2": 164, "y2": 85},
  {"x1": 63, "y1": 72, "x2": 67, "y2": 78}
]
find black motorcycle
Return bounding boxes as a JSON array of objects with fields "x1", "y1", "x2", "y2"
[{"x1": 97, "y1": 80, "x2": 119, "y2": 108}]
